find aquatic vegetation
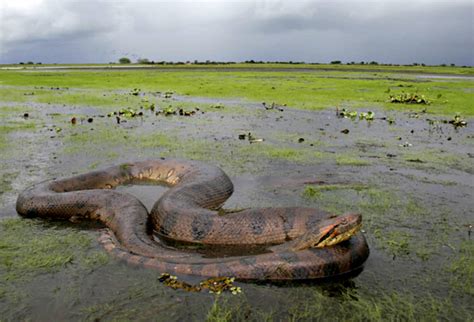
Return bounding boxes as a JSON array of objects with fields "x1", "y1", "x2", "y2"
[
  {"x1": 0, "y1": 108, "x2": 37, "y2": 150},
  {"x1": 448, "y1": 113, "x2": 467, "y2": 128},
  {"x1": 140, "y1": 98, "x2": 155, "y2": 111},
  {"x1": 359, "y1": 111, "x2": 375, "y2": 121},
  {"x1": 337, "y1": 109, "x2": 374, "y2": 121},
  {"x1": 163, "y1": 91, "x2": 174, "y2": 98},
  {"x1": 0, "y1": 218, "x2": 108, "y2": 282},
  {"x1": 1, "y1": 67, "x2": 472, "y2": 115},
  {"x1": 210, "y1": 103, "x2": 225, "y2": 109},
  {"x1": 286, "y1": 287, "x2": 469, "y2": 322},
  {"x1": 303, "y1": 184, "x2": 368, "y2": 198},
  {"x1": 338, "y1": 108, "x2": 358, "y2": 119},
  {"x1": 301, "y1": 185, "x2": 445, "y2": 260},
  {"x1": 448, "y1": 240, "x2": 473, "y2": 295},
  {"x1": 389, "y1": 92, "x2": 430, "y2": 104},
  {"x1": 335, "y1": 155, "x2": 370, "y2": 166},
  {"x1": 160, "y1": 106, "x2": 177, "y2": 115}
]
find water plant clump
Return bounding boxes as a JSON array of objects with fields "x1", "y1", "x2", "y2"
[
  {"x1": 156, "y1": 106, "x2": 176, "y2": 115},
  {"x1": 359, "y1": 111, "x2": 375, "y2": 121},
  {"x1": 107, "y1": 107, "x2": 143, "y2": 118},
  {"x1": 163, "y1": 91, "x2": 174, "y2": 98},
  {"x1": 130, "y1": 88, "x2": 141, "y2": 96},
  {"x1": 448, "y1": 113, "x2": 467, "y2": 128},
  {"x1": 140, "y1": 98, "x2": 155, "y2": 111},
  {"x1": 337, "y1": 109, "x2": 374, "y2": 121},
  {"x1": 210, "y1": 103, "x2": 225, "y2": 109},
  {"x1": 389, "y1": 92, "x2": 430, "y2": 104},
  {"x1": 338, "y1": 108, "x2": 358, "y2": 119}
]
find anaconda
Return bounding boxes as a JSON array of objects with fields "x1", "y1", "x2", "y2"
[{"x1": 16, "y1": 158, "x2": 369, "y2": 280}]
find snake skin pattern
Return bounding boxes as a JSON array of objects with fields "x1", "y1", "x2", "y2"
[{"x1": 16, "y1": 158, "x2": 369, "y2": 280}]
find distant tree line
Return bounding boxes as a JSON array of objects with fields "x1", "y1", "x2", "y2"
[
  {"x1": 113, "y1": 57, "x2": 468, "y2": 67},
  {"x1": 12, "y1": 58, "x2": 467, "y2": 68}
]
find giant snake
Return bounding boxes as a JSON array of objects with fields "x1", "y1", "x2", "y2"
[{"x1": 16, "y1": 159, "x2": 369, "y2": 280}]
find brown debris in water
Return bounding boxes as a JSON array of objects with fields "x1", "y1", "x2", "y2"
[{"x1": 158, "y1": 273, "x2": 242, "y2": 294}]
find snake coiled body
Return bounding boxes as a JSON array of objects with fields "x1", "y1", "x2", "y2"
[{"x1": 16, "y1": 159, "x2": 369, "y2": 280}]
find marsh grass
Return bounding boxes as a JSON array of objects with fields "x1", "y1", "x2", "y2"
[
  {"x1": 335, "y1": 155, "x2": 371, "y2": 166},
  {"x1": 0, "y1": 218, "x2": 110, "y2": 317},
  {"x1": 286, "y1": 287, "x2": 468, "y2": 322},
  {"x1": 0, "y1": 107, "x2": 38, "y2": 191},
  {"x1": 1, "y1": 68, "x2": 472, "y2": 116},
  {"x1": 401, "y1": 148, "x2": 473, "y2": 173},
  {"x1": 448, "y1": 239, "x2": 474, "y2": 295},
  {"x1": 0, "y1": 114, "x2": 36, "y2": 143},
  {"x1": 0, "y1": 218, "x2": 108, "y2": 282},
  {"x1": 63, "y1": 124, "x2": 335, "y2": 173},
  {"x1": 301, "y1": 184, "x2": 450, "y2": 259},
  {"x1": 203, "y1": 286, "x2": 470, "y2": 322}
]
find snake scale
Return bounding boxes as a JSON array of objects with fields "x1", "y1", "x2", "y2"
[{"x1": 16, "y1": 158, "x2": 369, "y2": 280}]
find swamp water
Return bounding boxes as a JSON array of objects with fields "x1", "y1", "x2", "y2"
[{"x1": 0, "y1": 88, "x2": 472, "y2": 321}]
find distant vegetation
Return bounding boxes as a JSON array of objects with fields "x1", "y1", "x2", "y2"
[
  {"x1": 7, "y1": 59, "x2": 471, "y2": 69},
  {"x1": 111, "y1": 58, "x2": 470, "y2": 68},
  {"x1": 137, "y1": 58, "x2": 150, "y2": 64},
  {"x1": 118, "y1": 57, "x2": 131, "y2": 64},
  {"x1": 18, "y1": 61, "x2": 41, "y2": 65}
]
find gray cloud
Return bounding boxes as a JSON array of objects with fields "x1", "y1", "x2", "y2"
[{"x1": 0, "y1": 0, "x2": 472, "y2": 65}]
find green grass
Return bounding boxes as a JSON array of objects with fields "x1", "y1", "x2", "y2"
[
  {"x1": 301, "y1": 184, "x2": 453, "y2": 260},
  {"x1": 203, "y1": 286, "x2": 471, "y2": 322},
  {"x1": 400, "y1": 148, "x2": 473, "y2": 173},
  {"x1": 448, "y1": 239, "x2": 474, "y2": 295},
  {"x1": 0, "y1": 87, "x2": 139, "y2": 108},
  {"x1": 303, "y1": 184, "x2": 368, "y2": 198},
  {"x1": 335, "y1": 155, "x2": 371, "y2": 166},
  {"x1": 0, "y1": 67, "x2": 472, "y2": 116},
  {"x1": 287, "y1": 287, "x2": 470, "y2": 322},
  {"x1": 0, "y1": 218, "x2": 108, "y2": 282},
  {"x1": 62, "y1": 125, "x2": 334, "y2": 173}
]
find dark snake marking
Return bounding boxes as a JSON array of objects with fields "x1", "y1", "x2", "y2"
[{"x1": 16, "y1": 159, "x2": 369, "y2": 280}]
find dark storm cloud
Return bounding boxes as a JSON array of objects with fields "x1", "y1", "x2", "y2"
[{"x1": 0, "y1": 0, "x2": 472, "y2": 65}]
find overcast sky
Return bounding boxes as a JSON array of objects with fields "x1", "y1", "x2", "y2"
[{"x1": 0, "y1": 0, "x2": 473, "y2": 65}]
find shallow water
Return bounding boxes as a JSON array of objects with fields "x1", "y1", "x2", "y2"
[{"x1": 0, "y1": 85, "x2": 472, "y2": 320}]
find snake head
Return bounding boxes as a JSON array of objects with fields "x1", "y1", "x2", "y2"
[
  {"x1": 269, "y1": 213, "x2": 362, "y2": 253},
  {"x1": 312, "y1": 213, "x2": 362, "y2": 248}
]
